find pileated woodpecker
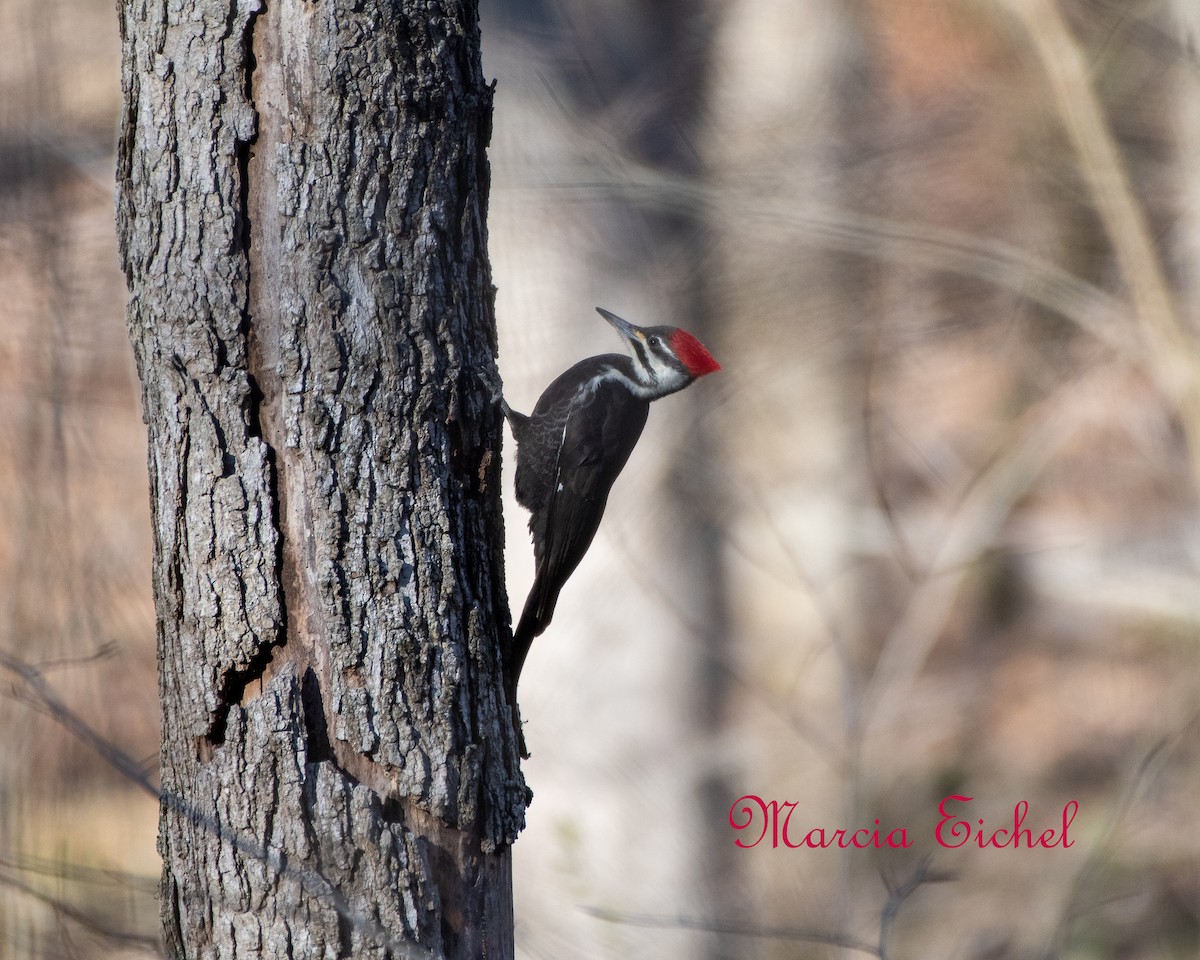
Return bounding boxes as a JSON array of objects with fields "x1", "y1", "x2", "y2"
[{"x1": 499, "y1": 307, "x2": 721, "y2": 746}]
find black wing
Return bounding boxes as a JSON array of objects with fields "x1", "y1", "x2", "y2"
[
  {"x1": 530, "y1": 376, "x2": 649, "y2": 606},
  {"x1": 511, "y1": 355, "x2": 624, "y2": 514},
  {"x1": 509, "y1": 366, "x2": 649, "y2": 690}
]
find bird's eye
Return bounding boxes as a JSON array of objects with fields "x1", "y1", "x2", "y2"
[{"x1": 649, "y1": 336, "x2": 660, "y2": 347}]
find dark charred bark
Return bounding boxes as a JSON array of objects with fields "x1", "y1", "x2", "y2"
[{"x1": 116, "y1": 0, "x2": 524, "y2": 956}]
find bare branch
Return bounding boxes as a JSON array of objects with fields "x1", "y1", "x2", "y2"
[
  {"x1": 582, "y1": 905, "x2": 882, "y2": 956},
  {"x1": 1004, "y1": 0, "x2": 1200, "y2": 484},
  {"x1": 0, "y1": 647, "x2": 439, "y2": 960},
  {"x1": 861, "y1": 365, "x2": 1111, "y2": 736},
  {"x1": 877, "y1": 857, "x2": 950, "y2": 960},
  {"x1": 0, "y1": 865, "x2": 160, "y2": 953}
]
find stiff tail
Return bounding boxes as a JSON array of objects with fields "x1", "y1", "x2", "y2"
[
  {"x1": 505, "y1": 571, "x2": 563, "y2": 759},
  {"x1": 509, "y1": 572, "x2": 561, "y2": 682}
]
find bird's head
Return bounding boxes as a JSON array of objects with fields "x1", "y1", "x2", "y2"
[{"x1": 597, "y1": 307, "x2": 721, "y2": 398}]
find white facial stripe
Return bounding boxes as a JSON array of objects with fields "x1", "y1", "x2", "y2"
[
  {"x1": 629, "y1": 339, "x2": 687, "y2": 396},
  {"x1": 579, "y1": 356, "x2": 688, "y2": 402},
  {"x1": 644, "y1": 345, "x2": 677, "y2": 382}
]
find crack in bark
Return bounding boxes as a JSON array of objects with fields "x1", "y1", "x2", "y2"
[
  {"x1": 301, "y1": 666, "x2": 334, "y2": 763},
  {"x1": 198, "y1": 0, "x2": 289, "y2": 749},
  {"x1": 206, "y1": 639, "x2": 279, "y2": 745}
]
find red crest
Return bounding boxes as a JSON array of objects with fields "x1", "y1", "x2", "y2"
[{"x1": 670, "y1": 329, "x2": 722, "y2": 377}]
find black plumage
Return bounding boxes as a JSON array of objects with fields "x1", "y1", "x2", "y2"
[
  {"x1": 498, "y1": 308, "x2": 720, "y2": 754},
  {"x1": 505, "y1": 354, "x2": 650, "y2": 691}
]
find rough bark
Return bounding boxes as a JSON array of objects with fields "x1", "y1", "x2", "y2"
[{"x1": 116, "y1": 0, "x2": 525, "y2": 956}]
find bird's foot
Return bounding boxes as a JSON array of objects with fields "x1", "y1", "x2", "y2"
[
  {"x1": 476, "y1": 363, "x2": 506, "y2": 406},
  {"x1": 510, "y1": 698, "x2": 530, "y2": 759},
  {"x1": 478, "y1": 363, "x2": 520, "y2": 427}
]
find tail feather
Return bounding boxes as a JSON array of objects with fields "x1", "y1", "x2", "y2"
[
  {"x1": 507, "y1": 576, "x2": 556, "y2": 695},
  {"x1": 505, "y1": 571, "x2": 563, "y2": 759}
]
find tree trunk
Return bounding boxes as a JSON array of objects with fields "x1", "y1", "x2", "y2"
[{"x1": 115, "y1": 0, "x2": 526, "y2": 956}]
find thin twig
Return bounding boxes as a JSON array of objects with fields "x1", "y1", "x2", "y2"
[
  {"x1": 1004, "y1": 0, "x2": 1200, "y2": 486},
  {"x1": 862, "y1": 336, "x2": 921, "y2": 581},
  {"x1": 878, "y1": 856, "x2": 950, "y2": 960},
  {"x1": 32, "y1": 641, "x2": 120, "y2": 673},
  {"x1": 503, "y1": 166, "x2": 1133, "y2": 362},
  {"x1": 0, "y1": 852, "x2": 157, "y2": 894},
  {"x1": 582, "y1": 905, "x2": 881, "y2": 956},
  {"x1": 0, "y1": 647, "x2": 439, "y2": 960},
  {"x1": 0, "y1": 647, "x2": 159, "y2": 797},
  {"x1": 0, "y1": 866, "x2": 160, "y2": 953},
  {"x1": 1039, "y1": 730, "x2": 1181, "y2": 958},
  {"x1": 861, "y1": 364, "x2": 1108, "y2": 736}
]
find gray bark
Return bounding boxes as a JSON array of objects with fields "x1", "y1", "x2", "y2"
[{"x1": 116, "y1": 0, "x2": 525, "y2": 956}]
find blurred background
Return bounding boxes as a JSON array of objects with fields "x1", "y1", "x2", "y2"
[{"x1": 4, "y1": 0, "x2": 1200, "y2": 957}]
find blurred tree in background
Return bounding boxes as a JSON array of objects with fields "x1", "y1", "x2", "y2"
[{"x1": 3, "y1": 0, "x2": 1200, "y2": 958}]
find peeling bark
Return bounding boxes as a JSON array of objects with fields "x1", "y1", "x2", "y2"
[{"x1": 117, "y1": 0, "x2": 524, "y2": 956}]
